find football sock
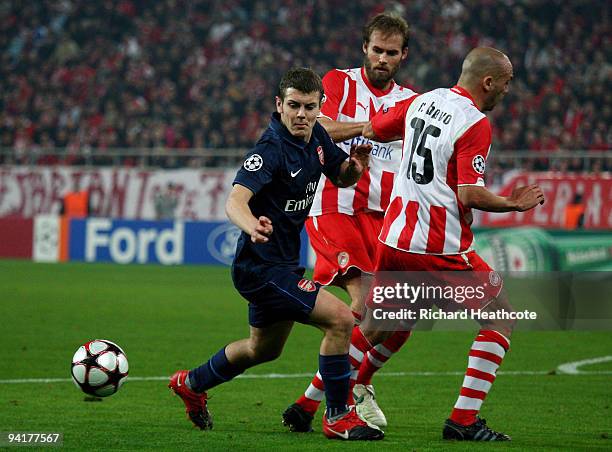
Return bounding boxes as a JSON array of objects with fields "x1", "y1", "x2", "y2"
[
  {"x1": 449, "y1": 329, "x2": 510, "y2": 426},
  {"x1": 188, "y1": 347, "x2": 244, "y2": 393},
  {"x1": 319, "y1": 354, "x2": 351, "y2": 419},
  {"x1": 295, "y1": 325, "x2": 371, "y2": 415},
  {"x1": 348, "y1": 325, "x2": 372, "y2": 396},
  {"x1": 356, "y1": 329, "x2": 412, "y2": 385},
  {"x1": 296, "y1": 371, "x2": 325, "y2": 415}
]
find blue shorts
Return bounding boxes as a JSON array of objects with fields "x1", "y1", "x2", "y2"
[{"x1": 239, "y1": 269, "x2": 321, "y2": 328}]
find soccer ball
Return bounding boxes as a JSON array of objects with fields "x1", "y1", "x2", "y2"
[{"x1": 71, "y1": 339, "x2": 129, "y2": 397}]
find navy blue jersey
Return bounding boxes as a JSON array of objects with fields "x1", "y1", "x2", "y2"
[{"x1": 232, "y1": 113, "x2": 347, "y2": 292}]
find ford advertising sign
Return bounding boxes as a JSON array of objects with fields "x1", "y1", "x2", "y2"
[{"x1": 68, "y1": 218, "x2": 310, "y2": 266}]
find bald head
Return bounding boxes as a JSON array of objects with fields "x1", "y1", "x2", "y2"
[
  {"x1": 457, "y1": 47, "x2": 513, "y2": 111},
  {"x1": 460, "y1": 47, "x2": 511, "y2": 82}
]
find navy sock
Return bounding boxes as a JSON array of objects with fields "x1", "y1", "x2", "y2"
[
  {"x1": 319, "y1": 354, "x2": 351, "y2": 418},
  {"x1": 188, "y1": 347, "x2": 244, "y2": 393}
]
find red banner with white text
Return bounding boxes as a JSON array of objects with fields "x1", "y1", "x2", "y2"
[
  {"x1": 0, "y1": 167, "x2": 235, "y2": 220},
  {"x1": 480, "y1": 173, "x2": 612, "y2": 229}
]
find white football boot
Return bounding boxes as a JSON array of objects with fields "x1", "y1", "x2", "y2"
[{"x1": 353, "y1": 384, "x2": 387, "y2": 428}]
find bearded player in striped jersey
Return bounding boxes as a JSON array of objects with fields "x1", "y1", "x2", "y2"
[
  {"x1": 282, "y1": 13, "x2": 417, "y2": 432},
  {"x1": 363, "y1": 47, "x2": 545, "y2": 441}
]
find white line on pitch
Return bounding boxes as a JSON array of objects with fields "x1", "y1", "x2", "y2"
[
  {"x1": 1, "y1": 366, "x2": 610, "y2": 385},
  {"x1": 556, "y1": 355, "x2": 612, "y2": 375}
]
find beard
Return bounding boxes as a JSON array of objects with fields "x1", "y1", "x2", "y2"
[
  {"x1": 483, "y1": 90, "x2": 506, "y2": 111},
  {"x1": 363, "y1": 56, "x2": 396, "y2": 89}
]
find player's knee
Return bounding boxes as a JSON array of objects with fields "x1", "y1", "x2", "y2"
[{"x1": 331, "y1": 309, "x2": 354, "y2": 339}]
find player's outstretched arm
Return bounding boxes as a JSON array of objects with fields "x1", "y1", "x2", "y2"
[
  {"x1": 318, "y1": 117, "x2": 369, "y2": 143},
  {"x1": 225, "y1": 184, "x2": 273, "y2": 243},
  {"x1": 334, "y1": 143, "x2": 372, "y2": 187},
  {"x1": 458, "y1": 184, "x2": 545, "y2": 213},
  {"x1": 362, "y1": 121, "x2": 402, "y2": 143}
]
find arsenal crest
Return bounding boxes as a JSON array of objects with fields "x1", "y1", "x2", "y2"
[
  {"x1": 317, "y1": 146, "x2": 324, "y2": 165},
  {"x1": 297, "y1": 278, "x2": 317, "y2": 292}
]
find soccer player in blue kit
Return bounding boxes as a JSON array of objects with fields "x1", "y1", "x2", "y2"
[{"x1": 169, "y1": 68, "x2": 383, "y2": 441}]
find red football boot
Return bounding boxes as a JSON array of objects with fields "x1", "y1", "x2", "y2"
[
  {"x1": 169, "y1": 370, "x2": 213, "y2": 430},
  {"x1": 322, "y1": 406, "x2": 384, "y2": 440}
]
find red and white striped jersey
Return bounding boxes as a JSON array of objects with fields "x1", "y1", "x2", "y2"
[
  {"x1": 372, "y1": 85, "x2": 492, "y2": 254},
  {"x1": 309, "y1": 67, "x2": 417, "y2": 216}
]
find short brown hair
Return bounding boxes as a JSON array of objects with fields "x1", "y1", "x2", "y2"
[
  {"x1": 363, "y1": 12, "x2": 410, "y2": 49},
  {"x1": 278, "y1": 67, "x2": 324, "y2": 102}
]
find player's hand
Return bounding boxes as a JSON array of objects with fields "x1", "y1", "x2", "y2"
[
  {"x1": 348, "y1": 143, "x2": 372, "y2": 174},
  {"x1": 509, "y1": 184, "x2": 545, "y2": 211},
  {"x1": 251, "y1": 216, "x2": 273, "y2": 243},
  {"x1": 362, "y1": 122, "x2": 375, "y2": 139},
  {"x1": 362, "y1": 122, "x2": 400, "y2": 142}
]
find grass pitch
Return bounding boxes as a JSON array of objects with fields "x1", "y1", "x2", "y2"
[{"x1": 0, "y1": 260, "x2": 610, "y2": 450}]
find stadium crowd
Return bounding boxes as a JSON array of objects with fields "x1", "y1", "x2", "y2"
[{"x1": 0, "y1": 0, "x2": 610, "y2": 170}]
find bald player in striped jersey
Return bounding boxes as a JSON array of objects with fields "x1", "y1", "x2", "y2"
[{"x1": 364, "y1": 47, "x2": 545, "y2": 441}]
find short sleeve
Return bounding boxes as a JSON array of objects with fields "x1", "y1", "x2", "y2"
[
  {"x1": 313, "y1": 122, "x2": 348, "y2": 181},
  {"x1": 320, "y1": 70, "x2": 347, "y2": 121},
  {"x1": 233, "y1": 140, "x2": 281, "y2": 194},
  {"x1": 455, "y1": 117, "x2": 492, "y2": 186},
  {"x1": 371, "y1": 96, "x2": 416, "y2": 141}
]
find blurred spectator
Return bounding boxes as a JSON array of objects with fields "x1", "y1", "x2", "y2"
[
  {"x1": 0, "y1": 0, "x2": 609, "y2": 171},
  {"x1": 564, "y1": 192, "x2": 585, "y2": 230},
  {"x1": 60, "y1": 189, "x2": 91, "y2": 218},
  {"x1": 154, "y1": 182, "x2": 179, "y2": 220}
]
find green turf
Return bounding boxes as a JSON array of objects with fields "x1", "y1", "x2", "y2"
[{"x1": 0, "y1": 260, "x2": 610, "y2": 450}]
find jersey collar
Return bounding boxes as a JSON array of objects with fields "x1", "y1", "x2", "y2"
[
  {"x1": 361, "y1": 67, "x2": 394, "y2": 97},
  {"x1": 270, "y1": 112, "x2": 313, "y2": 149},
  {"x1": 450, "y1": 85, "x2": 477, "y2": 106}
]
